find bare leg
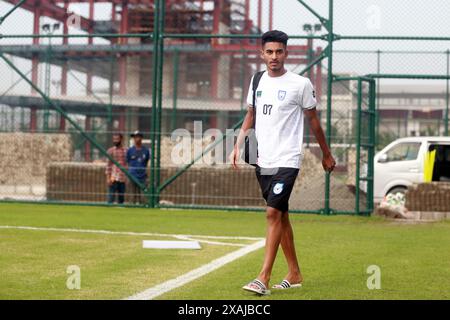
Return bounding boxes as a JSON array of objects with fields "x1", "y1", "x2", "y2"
[
  {"x1": 280, "y1": 211, "x2": 303, "y2": 284},
  {"x1": 257, "y1": 206, "x2": 284, "y2": 288}
]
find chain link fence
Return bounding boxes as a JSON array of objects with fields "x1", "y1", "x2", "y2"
[{"x1": 0, "y1": 0, "x2": 449, "y2": 214}]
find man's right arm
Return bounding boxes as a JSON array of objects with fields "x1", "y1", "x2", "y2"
[{"x1": 229, "y1": 106, "x2": 255, "y2": 169}]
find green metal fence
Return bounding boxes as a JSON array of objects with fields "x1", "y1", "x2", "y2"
[{"x1": 0, "y1": 0, "x2": 449, "y2": 215}]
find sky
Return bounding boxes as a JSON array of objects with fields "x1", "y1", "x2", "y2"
[{"x1": 0, "y1": 0, "x2": 449, "y2": 95}]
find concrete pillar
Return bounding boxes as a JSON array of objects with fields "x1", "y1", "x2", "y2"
[
  {"x1": 177, "y1": 53, "x2": 187, "y2": 97},
  {"x1": 61, "y1": 1, "x2": 69, "y2": 97},
  {"x1": 59, "y1": 115, "x2": 66, "y2": 132},
  {"x1": 162, "y1": 52, "x2": 187, "y2": 99},
  {"x1": 126, "y1": 108, "x2": 140, "y2": 135},
  {"x1": 126, "y1": 57, "x2": 140, "y2": 97},
  {"x1": 212, "y1": 15, "x2": 231, "y2": 99},
  {"x1": 119, "y1": 2, "x2": 129, "y2": 96},
  {"x1": 162, "y1": 54, "x2": 173, "y2": 99},
  {"x1": 210, "y1": 0, "x2": 231, "y2": 99},
  {"x1": 118, "y1": 108, "x2": 126, "y2": 132},
  {"x1": 30, "y1": 5, "x2": 40, "y2": 132},
  {"x1": 86, "y1": 0, "x2": 94, "y2": 95},
  {"x1": 216, "y1": 111, "x2": 229, "y2": 132},
  {"x1": 31, "y1": 5, "x2": 40, "y2": 95},
  {"x1": 30, "y1": 108, "x2": 37, "y2": 132},
  {"x1": 257, "y1": 0, "x2": 262, "y2": 31},
  {"x1": 84, "y1": 115, "x2": 92, "y2": 161},
  {"x1": 216, "y1": 55, "x2": 231, "y2": 99}
]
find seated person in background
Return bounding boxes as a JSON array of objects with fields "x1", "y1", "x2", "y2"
[{"x1": 127, "y1": 131, "x2": 150, "y2": 204}]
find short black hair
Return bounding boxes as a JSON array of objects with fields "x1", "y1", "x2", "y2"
[
  {"x1": 112, "y1": 133, "x2": 123, "y2": 140},
  {"x1": 261, "y1": 30, "x2": 289, "y2": 47}
]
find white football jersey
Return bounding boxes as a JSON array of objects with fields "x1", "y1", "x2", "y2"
[{"x1": 246, "y1": 70, "x2": 317, "y2": 169}]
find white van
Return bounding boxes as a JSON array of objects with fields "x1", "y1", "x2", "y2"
[{"x1": 371, "y1": 136, "x2": 450, "y2": 203}]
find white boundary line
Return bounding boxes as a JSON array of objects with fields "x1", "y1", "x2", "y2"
[
  {"x1": 125, "y1": 239, "x2": 266, "y2": 300},
  {"x1": 173, "y1": 235, "x2": 246, "y2": 247},
  {"x1": 0, "y1": 225, "x2": 263, "y2": 243}
]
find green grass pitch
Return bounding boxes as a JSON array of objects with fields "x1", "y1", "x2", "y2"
[{"x1": 0, "y1": 203, "x2": 449, "y2": 300}]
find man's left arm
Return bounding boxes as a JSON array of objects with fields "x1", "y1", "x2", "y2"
[
  {"x1": 145, "y1": 149, "x2": 150, "y2": 167},
  {"x1": 304, "y1": 108, "x2": 336, "y2": 172}
]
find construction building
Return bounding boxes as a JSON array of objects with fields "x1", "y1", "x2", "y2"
[{"x1": 0, "y1": 0, "x2": 323, "y2": 161}]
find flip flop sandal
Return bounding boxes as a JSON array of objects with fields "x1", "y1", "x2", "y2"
[
  {"x1": 272, "y1": 279, "x2": 302, "y2": 289},
  {"x1": 242, "y1": 279, "x2": 271, "y2": 296}
]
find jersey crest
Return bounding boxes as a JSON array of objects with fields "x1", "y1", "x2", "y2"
[{"x1": 278, "y1": 90, "x2": 286, "y2": 101}]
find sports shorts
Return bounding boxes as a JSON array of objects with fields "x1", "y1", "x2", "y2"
[{"x1": 255, "y1": 166, "x2": 299, "y2": 212}]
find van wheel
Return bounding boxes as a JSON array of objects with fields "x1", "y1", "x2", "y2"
[{"x1": 386, "y1": 186, "x2": 407, "y2": 197}]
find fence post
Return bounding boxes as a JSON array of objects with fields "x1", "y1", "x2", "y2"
[
  {"x1": 324, "y1": 0, "x2": 334, "y2": 214},
  {"x1": 155, "y1": 0, "x2": 166, "y2": 206},
  {"x1": 445, "y1": 49, "x2": 449, "y2": 136},
  {"x1": 171, "y1": 49, "x2": 179, "y2": 131},
  {"x1": 355, "y1": 78, "x2": 362, "y2": 215},
  {"x1": 367, "y1": 79, "x2": 376, "y2": 214},
  {"x1": 149, "y1": 0, "x2": 160, "y2": 207},
  {"x1": 375, "y1": 50, "x2": 381, "y2": 148}
]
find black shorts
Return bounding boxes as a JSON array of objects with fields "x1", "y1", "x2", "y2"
[{"x1": 255, "y1": 166, "x2": 299, "y2": 212}]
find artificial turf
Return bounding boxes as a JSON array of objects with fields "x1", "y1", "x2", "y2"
[{"x1": 1, "y1": 203, "x2": 449, "y2": 300}]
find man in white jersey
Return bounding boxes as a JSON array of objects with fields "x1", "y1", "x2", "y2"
[{"x1": 230, "y1": 30, "x2": 336, "y2": 295}]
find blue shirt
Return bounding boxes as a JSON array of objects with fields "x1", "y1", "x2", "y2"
[{"x1": 126, "y1": 146, "x2": 150, "y2": 182}]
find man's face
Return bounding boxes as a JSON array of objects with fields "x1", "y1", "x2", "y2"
[
  {"x1": 260, "y1": 42, "x2": 288, "y2": 72},
  {"x1": 112, "y1": 135, "x2": 122, "y2": 146},
  {"x1": 133, "y1": 136, "x2": 142, "y2": 145}
]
